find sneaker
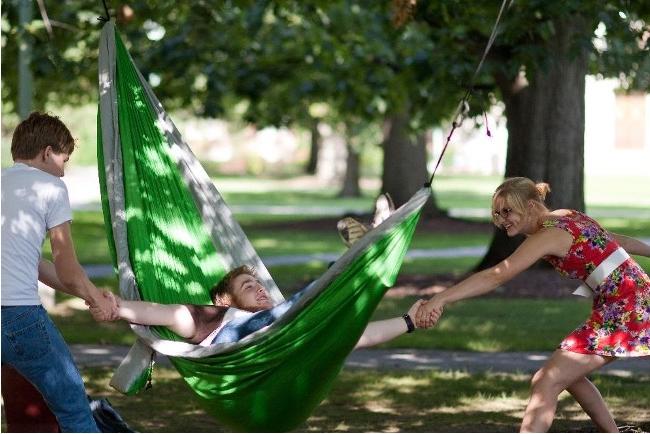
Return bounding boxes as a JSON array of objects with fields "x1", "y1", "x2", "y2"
[
  {"x1": 337, "y1": 217, "x2": 369, "y2": 247},
  {"x1": 371, "y1": 193, "x2": 395, "y2": 228}
]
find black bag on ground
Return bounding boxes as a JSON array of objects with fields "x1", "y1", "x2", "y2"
[{"x1": 89, "y1": 397, "x2": 136, "y2": 433}]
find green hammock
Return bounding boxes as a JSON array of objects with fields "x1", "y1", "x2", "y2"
[{"x1": 98, "y1": 21, "x2": 430, "y2": 432}]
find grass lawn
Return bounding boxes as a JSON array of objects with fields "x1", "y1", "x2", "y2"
[
  {"x1": 429, "y1": 174, "x2": 650, "y2": 214},
  {"x1": 211, "y1": 173, "x2": 650, "y2": 212},
  {"x1": 80, "y1": 366, "x2": 650, "y2": 432},
  {"x1": 52, "y1": 210, "x2": 494, "y2": 265},
  {"x1": 372, "y1": 297, "x2": 593, "y2": 351},
  {"x1": 47, "y1": 208, "x2": 648, "y2": 268}
]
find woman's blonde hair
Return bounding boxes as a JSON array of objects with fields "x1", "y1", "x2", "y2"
[{"x1": 491, "y1": 177, "x2": 550, "y2": 224}]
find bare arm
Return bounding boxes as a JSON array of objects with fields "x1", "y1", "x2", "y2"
[
  {"x1": 612, "y1": 233, "x2": 650, "y2": 257},
  {"x1": 48, "y1": 222, "x2": 117, "y2": 320},
  {"x1": 38, "y1": 259, "x2": 66, "y2": 291},
  {"x1": 354, "y1": 299, "x2": 425, "y2": 349},
  {"x1": 116, "y1": 299, "x2": 198, "y2": 339},
  {"x1": 416, "y1": 227, "x2": 572, "y2": 327}
]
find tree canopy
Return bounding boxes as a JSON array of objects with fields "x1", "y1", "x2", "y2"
[{"x1": 2, "y1": 1, "x2": 647, "y2": 204}]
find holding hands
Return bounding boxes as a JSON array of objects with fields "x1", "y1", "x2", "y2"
[
  {"x1": 415, "y1": 295, "x2": 445, "y2": 329},
  {"x1": 87, "y1": 290, "x2": 120, "y2": 322},
  {"x1": 405, "y1": 298, "x2": 441, "y2": 330}
]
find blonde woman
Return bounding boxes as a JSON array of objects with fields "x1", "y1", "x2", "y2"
[{"x1": 415, "y1": 177, "x2": 650, "y2": 432}]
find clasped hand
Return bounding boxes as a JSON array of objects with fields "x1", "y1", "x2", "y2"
[
  {"x1": 87, "y1": 291, "x2": 120, "y2": 322},
  {"x1": 414, "y1": 296, "x2": 444, "y2": 329}
]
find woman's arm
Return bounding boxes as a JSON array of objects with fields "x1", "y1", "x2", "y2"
[
  {"x1": 354, "y1": 300, "x2": 425, "y2": 349},
  {"x1": 416, "y1": 227, "x2": 571, "y2": 328},
  {"x1": 612, "y1": 233, "x2": 650, "y2": 257}
]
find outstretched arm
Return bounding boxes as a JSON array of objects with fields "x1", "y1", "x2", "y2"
[
  {"x1": 612, "y1": 233, "x2": 650, "y2": 257},
  {"x1": 92, "y1": 295, "x2": 198, "y2": 340},
  {"x1": 416, "y1": 227, "x2": 572, "y2": 328},
  {"x1": 354, "y1": 299, "x2": 426, "y2": 349}
]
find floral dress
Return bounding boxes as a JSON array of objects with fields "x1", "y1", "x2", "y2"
[{"x1": 542, "y1": 211, "x2": 650, "y2": 357}]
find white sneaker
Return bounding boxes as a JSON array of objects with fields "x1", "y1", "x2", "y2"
[
  {"x1": 371, "y1": 193, "x2": 395, "y2": 228},
  {"x1": 337, "y1": 217, "x2": 369, "y2": 247}
]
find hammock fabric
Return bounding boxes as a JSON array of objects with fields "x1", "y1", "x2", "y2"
[{"x1": 97, "y1": 21, "x2": 430, "y2": 432}]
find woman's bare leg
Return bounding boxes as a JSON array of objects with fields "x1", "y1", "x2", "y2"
[
  {"x1": 567, "y1": 376, "x2": 618, "y2": 432},
  {"x1": 520, "y1": 350, "x2": 614, "y2": 432}
]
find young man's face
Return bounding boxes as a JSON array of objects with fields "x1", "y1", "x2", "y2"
[{"x1": 229, "y1": 273, "x2": 273, "y2": 312}]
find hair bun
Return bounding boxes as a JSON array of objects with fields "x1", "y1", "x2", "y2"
[{"x1": 535, "y1": 182, "x2": 551, "y2": 201}]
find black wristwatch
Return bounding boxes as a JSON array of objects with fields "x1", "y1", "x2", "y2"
[{"x1": 402, "y1": 314, "x2": 415, "y2": 333}]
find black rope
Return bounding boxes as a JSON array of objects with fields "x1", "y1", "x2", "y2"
[
  {"x1": 427, "y1": 0, "x2": 512, "y2": 185},
  {"x1": 97, "y1": 0, "x2": 110, "y2": 22}
]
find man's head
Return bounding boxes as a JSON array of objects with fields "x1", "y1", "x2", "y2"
[
  {"x1": 11, "y1": 112, "x2": 75, "y2": 177},
  {"x1": 210, "y1": 265, "x2": 274, "y2": 312}
]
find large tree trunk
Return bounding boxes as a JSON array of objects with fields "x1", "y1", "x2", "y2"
[
  {"x1": 476, "y1": 16, "x2": 589, "y2": 270},
  {"x1": 305, "y1": 119, "x2": 320, "y2": 175},
  {"x1": 18, "y1": 0, "x2": 33, "y2": 119},
  {"x1": 338, "y1": 141, "x2": 361, "y2": 197},
  {"x1": 381, "y1": 112, "x2": 442, "y2": 215}
]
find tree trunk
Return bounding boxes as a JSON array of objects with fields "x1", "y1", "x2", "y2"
[
  {"x1": 18, "y1": 0, "x2": 33, "y2": 119},
  {"x1": 305, "y1": 119, "x2": 320, "y2": 175},
  {"x1": 381, "y1": 112, "x2": 442, "y2": 215},
  {"x1": 476, "y1": 16, "x2": 589, "y2": 270},
  {"x1": 338, "y1": 141, "x2": 361, "y2": 197}
]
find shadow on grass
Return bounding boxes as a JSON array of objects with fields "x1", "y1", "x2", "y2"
[{"x1": 82, "y1": 368, "x2": 649, "y2": 433}]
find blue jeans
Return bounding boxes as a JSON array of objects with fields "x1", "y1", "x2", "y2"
[{"x1": 1, "y1": 305, "x2": 99, "y2": 432}]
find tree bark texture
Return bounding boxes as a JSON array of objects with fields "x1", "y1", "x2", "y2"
[
  {"x1": 339, "y1": 141, "x2": 361, "y2": 197},
  {"x1": 305, "y1": 119, "x2": 320, "y2": 175},
  {"x1": 381, "y1": 112, "x2": 441, "y2": 215},
  {"x1": 477, "y1": 16, "x2": 589, "y2": 269}
]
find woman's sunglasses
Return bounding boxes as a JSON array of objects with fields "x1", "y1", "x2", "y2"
[{"x1": 493, "y1": 207, "x2": 513, "y2": 220}]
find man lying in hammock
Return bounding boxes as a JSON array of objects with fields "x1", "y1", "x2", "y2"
[
  {"x1": 100, "y1": 264, "x2": 426, "y2": 347},
  {"x1": 95, "y1": 194, "x2": 428, "y2": 346}
]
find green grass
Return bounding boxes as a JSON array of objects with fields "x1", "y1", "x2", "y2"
[
  {"x1": 213, "y1": 173, "x2": 650, "y2": 214},
  {"x1": 596, "y1": 217, "x2": 650, "y2": 239},
  {"x1": 246, "y1": 227, "x2": 491, "y2": 257},
  {"x1": 266, "y1": 257, "x2": 480, "y2": 291},
  {"x1": 45, "y1": 208, "x2": 649, "y2": 267},
  {"x1": 80, "y1": 366, "x2": 650, "y2": 432},
  {"x1": 396, "y1": 256, "x2": 480, "y2": 276},
  {"x1": 428, "y1": 174, "x2": 650, "y2": 213},
  {"x1": 50, "y1": 304, "x2": 135, "y2": 345},
  {"x1": 370, "y1": 298, "x2": 593, "y2": 351},
  {"x1": 42, "y1": 210, "x2": 493, "y2": 265},
  {"x1": 585, "y1": 175, "x2": 650, "y2": 209}
]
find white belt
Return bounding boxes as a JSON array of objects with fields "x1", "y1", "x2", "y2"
[{"x1": 573, "y1": 247, "x2": 630, "y2": 298}]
